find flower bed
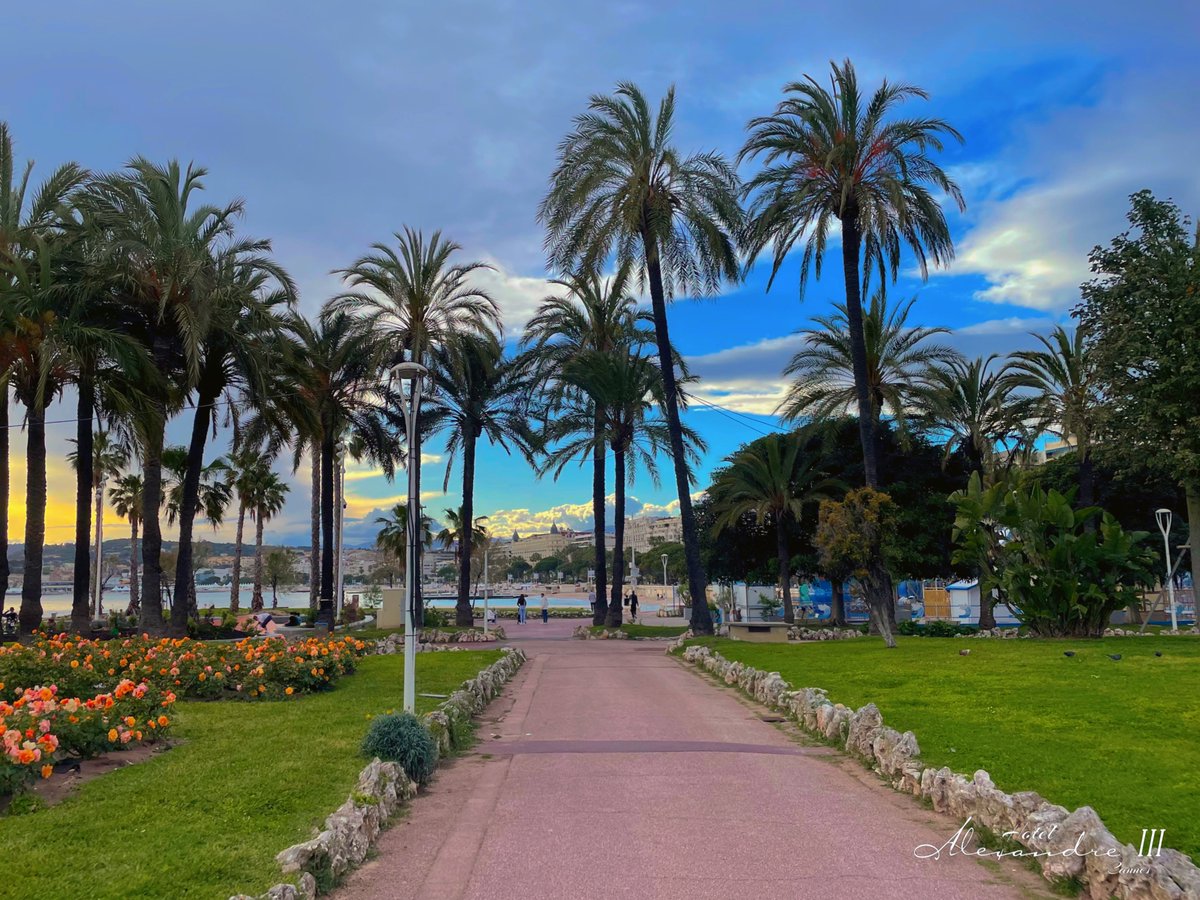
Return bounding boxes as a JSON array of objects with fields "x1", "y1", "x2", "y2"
[
  {"x1": 0, "y1": 633, "x2": 368, "y2": 703},
  {"x1": 1, "y1": 680, "x2": 176, "y2": 794}
]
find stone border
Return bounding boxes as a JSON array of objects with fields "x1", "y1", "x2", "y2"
[
  {"x1": 373, "y1": 627, "x2": 506, "y2": 654},
  {"x1": 231, "y1": 647, "x2": 527, "y2": 900},
  {"x1": 572, "y1": 625, "x2": 632, "y2": 640},
  {"x1": 670, "y1": 639, "x2": 1199, "y2": 900}
]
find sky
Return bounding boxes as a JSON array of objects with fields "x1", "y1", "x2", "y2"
[{"x1": 5, "y1": 0, "x2": 1200, "y2": 550}]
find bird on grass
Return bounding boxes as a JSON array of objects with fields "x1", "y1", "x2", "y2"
[
  {"x1": 1154, "y1": 651, "x2": 1163, "y2": 657},
  {"x1": 1108, "y1": 654, "x2": 1122, "y2": 661},
  {"x1": 1063, "y1": 651, "x2": 1075, "y2": 657}
]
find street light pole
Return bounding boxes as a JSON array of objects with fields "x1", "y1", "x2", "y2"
[
  {"x1": 1156, "y1": 509, "x2": 1178, "y2": 632},
  {"x1": 335, "y1": 440, "x2": 346, "y2": 621},
  {"x1": 93, "y1": 475, "x2": 107, "y2": 618},
  {"x1": 391, "y1": 361, "x2": 428, "y2": 714},
  {"x1": 483, "y1": 547, "x2": 490, "y2": 637}
]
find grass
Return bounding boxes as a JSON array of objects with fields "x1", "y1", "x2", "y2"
[
  {"x1": 590, "y1": 623, "x2": 690, "y2": 638},
  {"x1": 0, "y1": 650, "x2": 501, "y2": 900},
  {"x1": 687, "y1": 635, "x2": 1200, "y2": 859}
]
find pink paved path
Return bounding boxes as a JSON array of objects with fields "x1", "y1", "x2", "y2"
[{"x1": 336, "y1": 620, "x2": 1045, "y2": 899}]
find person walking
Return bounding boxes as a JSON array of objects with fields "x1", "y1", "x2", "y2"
[
  {"x1": 517, "y1": 593, "x2": 527, "y2": 625},
  {"x1": 587, "y1": 589, "x2": 596, "y2": 616},
  {"x1": 629, "y1": 589, "x2": 639, "y2": 623},
  {"x1": 540, "y1": 592, "x2": 549, "y2": 623}
]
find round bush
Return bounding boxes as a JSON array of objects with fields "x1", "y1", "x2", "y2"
[{"x1": 361, "y1": 713, "x2": 438, "y2": 785}]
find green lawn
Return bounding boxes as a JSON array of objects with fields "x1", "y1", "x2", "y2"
[
  {"x1": 688, "y1": 635, "x2": 1200, "y2": 858},
  {"x1": 0, "y1": 651, "x2": 501, "y2": 900}
]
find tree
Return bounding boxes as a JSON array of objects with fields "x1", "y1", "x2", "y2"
[
  {"x1": 108, "y1": 473, "x2": 143, "y2": 615},
  {"x1": 226, "y1": 449, "x2": 262, "y2": 615},
  {"x1": 540, "y1": 83, "x2": 742, "y2": 635},
  {"x1": 778, "y1": 292, "x2": 960, "y2": 454},
  {"x1": 1076, "y1": 191, "x2": 1200, "y2": 600},
  {"x1": 507, "y1": 559, "x2": 532, "y2": 580},
  {"x1": 248, "y1": 468, "x2": 288, "y2": 611},
  {"x1": 1005, "y1": 325, "x2": 1100, "y2": 506},
  {"x1": 523, "y1": 264, "x2": 649, "y2": 625},
  {"x1": 264, "y1": 548, "x2": 297, "y2": 608},
  {"x1": 708, "y1": 432, "x2": 842, "y2": 623},
  {"x1": 816, "y1": 487, "x2": 901, "y2": 647},
  {"x1": 374, "y1": 501, "x2": 433, "y2": 587},
  {"x1": 66, "y1": 431, "x2": 128, "y2": 626},
  {"x1": 741, "y1": 59, "x2": 964, "y2": 488},
  {"x1": 426, "y1": 333, "x2": 534, "y2": 625},
  {"x1": 921, "y1": 355, "x2": 1028, "y2": 479},
  {"x1": 435, "y1": 509, "x2": 489, "y2": 575}
]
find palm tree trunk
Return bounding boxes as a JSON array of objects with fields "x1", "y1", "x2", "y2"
[
  {"x1": 830, "y1": 579, "x2": 846, "y2": 626},
  {"x1": 93, "y1": 475, "x2": 105, "y2": 616},
  {"x1": 641, "y1": 225, "x2": 711, "y2": 634},
  {"x1": 606, "y1": 446, "x2": 626, "y2": 628},
  {"x1": 591, "y1": 409, "x2": 608, "y2": 626},
  {"x1": 320, "y1": 425, "x2": 335, "y2": 601},
  {"x1": 19, "y1": 404, "x2": 46, "y2": 634},
  {"x1": 775, "y1": 514, "x2": 794, "y2": 624},
  {"x1": 230, "y1": 501, "x2": 246, "y2": 615},
  {"x1": 139, "y1": 399, "x2": 168, "y2": 633},
  {"x1": 309, "y1": 445, "x2": 320, "y2": 610},
  {"x1": 72, "y1": 377, "x2": 94, "y2": 634},
  {"x1": 126, "y1": 518, "x2": 140, "y2": 615},
  {"x1": 978, "y1": 590, "x2": 997, "y2": 630},
  {"x1": 455, "y1": 431, "x2": 478, "y2": 627},
  {"x1": 413, "y1": 430, "x2": 424, "y2": 629},
  {"x1": 169, "y1": 390, "x2": 215, "y2": 636},
  {"x1": 0, "y1": 379, "x2": 9, "y2": 602},
  {"x1": 839, "y1": 213, "x2": 881, "y2": 489},
  {"x1": 252, "y1": 510, "x2": 265, "y2": 612}
]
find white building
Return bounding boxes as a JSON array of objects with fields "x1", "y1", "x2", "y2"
[{"x1": 623, "y1": 516, "x2": 682, "y2": 553}]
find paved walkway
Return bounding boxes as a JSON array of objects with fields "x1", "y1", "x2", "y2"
[{"x1": 336, "y1": 620, "x2": 1046, "y2": 899}]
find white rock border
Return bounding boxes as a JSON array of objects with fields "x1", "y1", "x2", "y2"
[
  {"x1": 230, "y1": 647, "x2": 527, "y2": 900},
  {"x1": 670, "y1": 638, "x2": 1200, "y2": 900}
]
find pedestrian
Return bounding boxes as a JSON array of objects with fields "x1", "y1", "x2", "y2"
[
  {"x1": 540, "y1": 592, "x2": 549, "y2": 623},
  {"x1": 517, "y1": 594, "x2": 527, "y2": 624},
  {"x1": 629, "y1": 589, "x2": 639, "y2": 623},
  {"x1": 587, "y1": 589, "x2": 596, "y2": 615}
]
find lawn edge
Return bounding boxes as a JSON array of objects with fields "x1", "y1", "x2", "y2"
[
  {"x1": 229, "y1": 647, "x2": 527, "y2": 900},
  {"x1": 669, "y1": 636, "x2": 1200, "y2": 899}
]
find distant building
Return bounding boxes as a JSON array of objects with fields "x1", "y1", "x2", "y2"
[{"x1": 623, "y1": 516, "x2": 681, "y2": 554}]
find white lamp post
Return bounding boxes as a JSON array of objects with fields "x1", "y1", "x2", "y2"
[
  {"x1": 391, "y1": 361, "x2": 428, "y2": 714},
  {"x1": 335, "y1": 440, "x2": 347, "y2": 621},
  {"x1": 483, "y1": 547, "x2": 490, "y2": 637},
  {"x1": 1155, "y1": 509, "x2": 1178, "y2": 632},
  {"x1": 93, "y1": 474, "x2": 107, "y2": 618}
]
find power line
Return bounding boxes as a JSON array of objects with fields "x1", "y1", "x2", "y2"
[{"x1": 682, "y1": 390, "x2": 786, "y2": 439}]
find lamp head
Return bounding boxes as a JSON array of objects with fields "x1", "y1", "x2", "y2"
[
  {"x1": 1155, "y1": 508, "x2": 1173, "y2": 536},
  {"x1": 389, "y1": 361, "x2": 429, "y2": 382}
]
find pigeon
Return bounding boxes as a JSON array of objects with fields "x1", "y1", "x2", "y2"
[
  {"x1": 1108, "y1": 654, "x2": 1122, "y2": 661},
  {"x1": 1154, "y1": 651, "x2": 1163, "y2": 657},
  {"x1": 1063, "y1": 651, "x2": 1075, "y2": 657},
  {"x1": 959, "y1": 649, "x2": 971, "y2": 656}
]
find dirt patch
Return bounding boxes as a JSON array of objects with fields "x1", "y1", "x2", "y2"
[{"x1": 1, "y1": 742, "x2": 175, "y2": 813}]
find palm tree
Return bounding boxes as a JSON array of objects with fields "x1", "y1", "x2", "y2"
[
  {"x1": 226, "y1": 449, "x2": 264, "y2": 615},
  {"x1": 923, "y1": 355, "x2": 1029, "y2": 480},
  {"x1": 330, "y1": 229, "x2": 498, "y2": 610},
  {"x1": 522, "y1": 264, "x2": 649, "y2": 625},
  {"x1": 248, "y1": 468, "x2": 288, "y2": 612},
  {"x1": 108, "y1": 473, "x2": 143, "y2": 614},
  {"x1": 67, "y1": 431, "x2": 128, "y2": 626},
  {"x1": 426, "y1": 333, "x2": 535, "y2": 625},
  {"x1": 1005, "y1": 326, "x2": 1098, "y2": 505},
  {"x1": 708, "y1": 432, "x2": 842, "y2": 623},
  {"x1": 374, "y1": 501, "x2": 433, "y2": 586},
  {"x1": 540, "y1": 83, "x2": 742, "y2": 635},
  {"x1": 81, "y1": 159, "x2": 242, "y2": 633},
  {"x1": 778, "y1": 292, "x2": 962, "y2": 447},
  {"x1": 740, "y1": 59, "x2": 964, "y2": 488}
]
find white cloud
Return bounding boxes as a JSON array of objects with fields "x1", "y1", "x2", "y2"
[
  {"x1": 474, "y1": 260, "x2": 555, "y2": 336},
  {"x1": 686, "y1": 334, "x2": 802, "y2": 415}
]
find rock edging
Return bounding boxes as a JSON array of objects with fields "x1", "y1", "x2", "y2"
[
  {"x1": 572, "y1": 625, "x2": 632, "y2": 640},
  {"x1": 670, "y1": 639, "x2": 1199, "y2": 900},
  {"x1": 786, "y1": 625, "x2": 864, "y2": 641},
  {"x1": 231, "y1": 647, "x2": 527, "y2": 900},
  {"x1": 373, "y1": 627, "x2": 506, "y2": 655}
]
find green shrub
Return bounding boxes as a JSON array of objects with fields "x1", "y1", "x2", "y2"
[
  {"x1": 422, "y1": 606, "x2": 450, "y2": 628},
  {"x1": 896, "y1": 620, "x2": 921, "y2": 636},
  {"x1": 361, "y1": 713, "x2": 438, "y2": 784}
]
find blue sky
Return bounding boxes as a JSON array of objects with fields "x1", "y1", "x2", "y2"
[{"x1": 7, "y1": 0, "x2": 1200, "y2": 547}]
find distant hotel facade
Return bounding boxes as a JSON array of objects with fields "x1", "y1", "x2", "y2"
[{"x1": 504, "y1": 516, "x2": 680, "y2": 562}]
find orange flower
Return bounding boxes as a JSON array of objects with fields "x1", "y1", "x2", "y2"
[
  {"x1": 198, "y1": 673, "x2": 206, "y2": 681},
  {"x1": 157, "y1": 715, "x2": 169, "y2": 727},
  {"x1": 41, "y1": 764, "x2": 53, "y2": 779},
  {"x1": 108, "y1": 728, "x2": 118, "y2": 742},
  {"x1": 285, "y1": 686, "x2": 294, "y2": 695}
]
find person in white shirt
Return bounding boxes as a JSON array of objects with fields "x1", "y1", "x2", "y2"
[{"x1": 540, "y1": 593, "x2": 549, "y2": 623}]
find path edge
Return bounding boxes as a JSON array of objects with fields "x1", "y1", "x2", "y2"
[
  {"x1": 669, "y1": 637, "x2": 1200, "y2": 900},
  {"x1": 229, "y1": 647, "x2": 528, "y2": 900}
]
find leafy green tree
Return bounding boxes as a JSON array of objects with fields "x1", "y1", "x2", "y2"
[
  {"x1": 1005, "y1": 325, "x2": 1100, "y2": 506},
  {"x1": 708, "y1": 432, "x2": 842, "y2": 623},
  {"x1": 506, "y1": 558, "x2": 532, "y2": 580},
  {"x1": 1076, "y1": 191, "x2": 1200, "y2": 600},
  {"x1": 108, "y1": 473, "x2": 144, "y2": 614},
  {"x1": 778, "y1": 292, "x2": 960, "y2": 443},
  {"x1": 264, "y1": 548, "x2": 297, "y2": 608},
  {"x1": 741, "y1": 59, "x2": 964, "y2": 488},
  {"x1": 540, "y1": 82, "x2": 742, "y2": 635}
]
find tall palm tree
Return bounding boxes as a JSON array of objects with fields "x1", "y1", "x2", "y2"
[
  {"x1": 81, "y1": 159, "x2": 242, "y2": 633},
  {"x1": 108, "y1": 473, "x2": 143, "y2": 614},
  {"x1": 248, "y1": 468, "x2": 288, "y2": 612},
  {"x1": 522, "y1": 264, "x2": 649, "y2": 625},
  {"x1": 226, "y1": 448, "x2": 264, "y2": 616},
  {"x1": 374, "y1": 501, "x2": 433, "y2": 586},
  {"x1": 540, "y1": 83, "x2": 742, "y2": 635},
  {"x1": 66, "y1": 431, "x2": 128, "y2": 625},
  {"x1": 0, "y1": 123, "x2": 88, "y2": 632},
  {"x1": 1005, "y1": 325, "x2": 1099, "y2": 505},
  {"x1": 923, "y1": 355, "x2": 1029, "y2": 479},
  {"x1": 778, "y1": 292, "x2": 962, "y2": 446},
  {"x1": 329, "y1": 228, "x2": 498, "y2": 619},
  {"x1": 435, "y1": 509, "x2": 490, "y2": 567},
  {"x1": 740, "y1": 59, "x2": 964, "y2": 488},
  {"x1": 708, "y1": 432, "x2": 842, "y2": 624},
  {"x1": 426, "y1": 333, "x2": 535, "y2": 625}
]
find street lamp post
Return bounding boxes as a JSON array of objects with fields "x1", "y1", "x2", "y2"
[
  {"x1": 93, "y1": 475, "x2": 107, "y2": 618},
  {"x1": 483, "y1": 548, "x2": 490, "y2": 637},
  {"x1": 391, "y1": 361, "x2": 428, "y2": 714},
  {"x1": 1156, "y1": 509, "x2": 1178, "y2": 632},
  {"x1": 335, "y1": 440, "x2": 347, "y2": 621}
]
